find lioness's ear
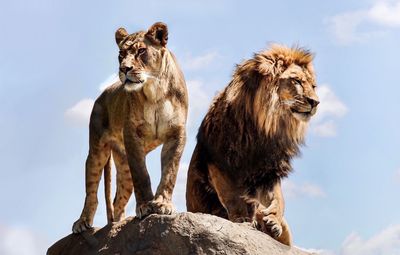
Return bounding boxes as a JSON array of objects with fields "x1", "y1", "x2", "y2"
[
  {"x1": 146, "y1": 22, "x2": 168, "y2": 47},
  {"x1": 115, "y1": 27, "x2": 129, "y2": 46}
]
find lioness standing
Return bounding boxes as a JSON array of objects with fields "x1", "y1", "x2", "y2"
[{"x1": 72, "y1": 22, "x2": 188, "y2": 233}]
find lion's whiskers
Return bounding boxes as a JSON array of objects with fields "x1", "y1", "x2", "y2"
[{"x1": 280, "y1": 99, "x2": 296, "y2": 106}]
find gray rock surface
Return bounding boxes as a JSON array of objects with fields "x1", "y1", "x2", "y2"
[{"x1": 47, "y1": 212, "x2": 314, "y2": 255}]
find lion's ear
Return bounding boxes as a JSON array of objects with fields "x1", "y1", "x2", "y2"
[
  {"x1": 146, "y1": 22, "x2": 168, "y2": 47},
  {"x1": 115, "y1": 27, "x2": 129, "y2": 46},
  {"x1": 257, "y1": 58, "x2": 279, "y2": 82}
]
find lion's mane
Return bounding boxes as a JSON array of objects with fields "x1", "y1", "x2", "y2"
[{"x1": 197, "y1": 45, "x2": 314, "y2": 192}]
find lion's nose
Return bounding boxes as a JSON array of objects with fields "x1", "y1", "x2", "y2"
[
  {"x1": 306, "y1": 97, "x2": 320, "y2": 108},
  {"x1": 120, "y1": 66, "x2": 133, "y2": 74}
]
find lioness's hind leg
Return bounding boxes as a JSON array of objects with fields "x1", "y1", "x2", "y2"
[
  {"x1": 72, "y1": 143, "x2": 111, "y2": 233},
  {"x1": 112, "y1": 148, "x2": 133, "y2": 222}
]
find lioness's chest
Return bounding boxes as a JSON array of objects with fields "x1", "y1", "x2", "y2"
[{"x1": 140, "y1": 99, "x2": 177, "y2": 141}]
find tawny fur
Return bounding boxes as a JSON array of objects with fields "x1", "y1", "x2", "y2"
[
  {"x1": 72, "y1": 22, "x2": 188, "y2": 234},
  {"x1": 186, "y1": 44, "x2": 319, "y2": 246}
]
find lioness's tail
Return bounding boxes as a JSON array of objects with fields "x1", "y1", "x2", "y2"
[{"x1": 104, "y1": 155, "x2": 114, "y2": 224}]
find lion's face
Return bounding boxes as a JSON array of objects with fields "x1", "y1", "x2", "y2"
[
  {"x1": 115, "y1": 22, "x2": 168, "y2": 92},
  {"x1": 278, "y1": 64, "x2": 319, "y2": 122}
]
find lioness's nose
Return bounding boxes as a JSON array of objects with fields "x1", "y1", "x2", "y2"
[
  {"x1": 306, "y1": 97, "x2": 320, "y2": 108},
  {"x1": 120, "y1": 66, "x2": 133, "y2": 74}
]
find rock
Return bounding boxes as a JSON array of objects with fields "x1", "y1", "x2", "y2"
[{"x1": 47, "y1": 212, "x2": 314, "y2": 255}]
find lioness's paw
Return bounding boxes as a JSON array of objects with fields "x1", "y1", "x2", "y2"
[
  {"x1": 72, "y1": 218, "x2": 93, "y2": 234},
  {"x1": 258, "y1": 214, "x2": 283, "y2": 238},
  {"x1": 136, "y1": 202, "x2": 153, "y2": 219},
  {"x1": 149, "y1": 200, "x2": 175, "y2": 215}
]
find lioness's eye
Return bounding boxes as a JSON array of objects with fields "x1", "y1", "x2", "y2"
[
  {"x1": 138, "y1": 48, "x2": 146, "y2": 55},
  {"x1": 293, "y1": 78, "x2": 302, "y2": 85}
]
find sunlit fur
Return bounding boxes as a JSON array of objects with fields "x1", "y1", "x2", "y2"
[
  {"x1": 72, "y1": 23, "x2": 188, "y2": 234},
  {"x1": 186, "y1": 44, "x2": 318, "y2": 246},
  {"x1": 217, "y1": 44, "x2": 317, "y2": 146},
  {"x1": 116, "y1": 28, "x2": 182, "y2": 99}
]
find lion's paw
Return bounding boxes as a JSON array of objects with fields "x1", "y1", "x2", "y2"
[
  {"x1": 72, "y1": 218, "x2": 93, "y2": 234},
  {"x1": 256, "y1": 214, "x2": 283, "y2": 238}
]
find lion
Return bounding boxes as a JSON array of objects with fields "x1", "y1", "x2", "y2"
[
  {"x1": 186, "y1": 44, "x2": 319, "y2": 246},
  {"x1": 72, "y1": 22, "x2": 188, "y2": 233}
]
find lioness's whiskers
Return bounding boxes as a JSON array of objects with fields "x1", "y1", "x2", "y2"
[{"x1": 142, "y1": 73, "x2": 161, "y2": 82}]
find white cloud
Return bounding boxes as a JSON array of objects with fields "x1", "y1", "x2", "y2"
[
  {"x1": 305, "y1": 224, "x2": 400, "y2": 255},
  {"x1": 65, "y1": 74, "x2": 120, "y2": 127},
  {"x1": 311, "y1": 85, "x2": 347, "y2": 137},
  {"x1": 181, "y1": 51, "x2": 220, "y2": 71},
  {"x1": 64, "y1": 98, "x2": 94, "y2": 126},
  {"x1": 282, "y1": 179, "x2": 326, "y2": 199},
  {"x1": 186, "y1": 80, "x2": 212, "y2": 131},
  {"x1": 328, "y1": 1, "x2": 400, "y2": 45},
  {"x1": 313, "y1": 120, "x2": 337, "y2": 137},
  {"x1": 296, "y1": 247, "x2": 335, "y2": 255},
  {"x1": 314, "y1": 86, "x2": 347, "y2": 121},
  {"x1": 328, "y1": 10, "x2": 379, "y2": 45},
  {"x1": 99, "y1": 73, "x2": 119, "y2": 91},
  {"x1": 0, "y1": 225, "x2": 47, "y2": 255},
  {"x1": 369, "y1": 1, "x2": 400, "y2": 27},
  {"x1": 340, "y1": 225, "x2": 400, "y2": 255}
]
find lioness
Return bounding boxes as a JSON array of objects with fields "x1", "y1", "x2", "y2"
[
  {"x1": 186, "y1": 45, "x2": 318, "y2": 246},
  {"x1": 72, "y1": 22, "x2": 188, "y2": 233}
]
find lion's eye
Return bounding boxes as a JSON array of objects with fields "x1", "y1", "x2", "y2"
[
  {"x1": 312, "y1": 84, "x2": 317, "y2": 89},
  {"x1": 138, "y1": 48, "x2": 146, "y2": 55}
]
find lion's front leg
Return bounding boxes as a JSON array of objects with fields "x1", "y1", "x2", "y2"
[
  {"x1": 151, "y1": 127, "x2": 186, "y2": 215},
  {"x1": 208, "y1": 164, "x2": 256, "y2": 223},
  {"x1": 255, "y1": 179, "x2": 292, "y2": 246},
  {"x1": 123, "y1": 124, "x2": 154, "y2": 219}
]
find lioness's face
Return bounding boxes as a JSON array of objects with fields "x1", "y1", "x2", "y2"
[
  {"x1": 115, "y1": 22, "x2": 169, "y2": 92},
  {"x1": 278, "y1": 64, "x2": 319, "y2": 122}
]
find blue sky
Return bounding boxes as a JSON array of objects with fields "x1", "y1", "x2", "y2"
[{"x1": 1, "y1": 0, "x2": 400, "y2": 254}]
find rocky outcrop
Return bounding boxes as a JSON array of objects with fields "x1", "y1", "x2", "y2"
[{"x1": 48, "y1": 212, "x2": 314, "y2": 255}]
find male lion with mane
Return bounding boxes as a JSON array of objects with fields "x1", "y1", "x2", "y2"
[
  {"x1": 72, "y1": 22, "x2": 188, "y2": 233},
  {"x1": 186, "y1": 44, "x2": 319, "y2": 246}
]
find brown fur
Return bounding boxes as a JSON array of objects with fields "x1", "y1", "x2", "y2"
[
  {"x1": 72, "y1": 22, "x2": 188, "y2": 233},
  {"x1": 186, "y1": 44, "x2": 319, "y2": 246}
]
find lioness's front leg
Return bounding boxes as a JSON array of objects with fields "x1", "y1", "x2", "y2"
[
  {"x1": 123, "y1": 124, "x2": 154, "y2": 219},
  {"x1": 255, "y1": 180, "x2": 292, "y2": 246},
  {"x1": 151, "y1": 127, "x2": 186, "y2": 214}
]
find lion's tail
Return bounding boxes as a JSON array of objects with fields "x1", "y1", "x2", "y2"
[{"x1": 104, "y1": 155, "x2": 114, "y2": 224}]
